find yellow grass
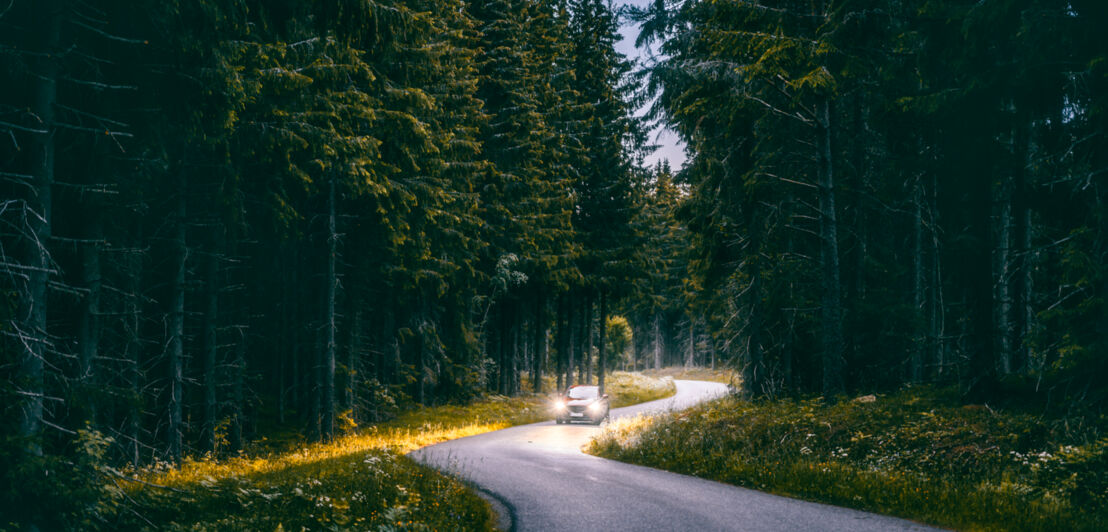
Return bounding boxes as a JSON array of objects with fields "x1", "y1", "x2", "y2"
[{"x1": 120, "y1": 372, "x2": 677, "y2": 530}]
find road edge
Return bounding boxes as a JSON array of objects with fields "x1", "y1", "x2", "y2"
[{"x1": 473, "y1": 487, "x2": 516, "y2": 532}]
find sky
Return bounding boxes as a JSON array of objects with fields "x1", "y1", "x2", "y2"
[{"x1": 612, "y1": 0, "x2": 688, "y2": 169}]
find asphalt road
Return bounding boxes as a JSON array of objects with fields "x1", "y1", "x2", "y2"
[{"x1": 409, "y1": 380, "x2": 941, "y2": 532}]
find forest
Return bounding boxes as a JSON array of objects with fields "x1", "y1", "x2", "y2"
[{"x1": 2, "y1": 0, "x2": 1106, "y2": 529}]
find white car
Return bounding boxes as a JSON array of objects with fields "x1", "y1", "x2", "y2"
[{"x1": 553, "y1": 385, "x2": 610, "y2": 425}]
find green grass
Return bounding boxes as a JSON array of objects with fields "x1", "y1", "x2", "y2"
[
  {"x1": 638, "y1": 366, "x2": 739, "y2": 386},
  {"x1": 586, "y1": 387, "x2": 1108, "y2": 532},
  {"x1": 605, "y1": 371, "x2": 677, "y2": 407},
  {"x1": 114, "y1": 372, "x2": 674, "y2": 531}
]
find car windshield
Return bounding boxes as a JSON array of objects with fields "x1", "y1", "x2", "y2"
[{"x1": 567, "y1": 386, "x2": 598, "y2": 400}]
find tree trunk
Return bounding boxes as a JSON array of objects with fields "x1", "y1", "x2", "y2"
[
  {"x1": 322, "y1": 173, "x2": 337, "y2": 441},
  {"x1": 911, "y1": 174, "x2": 925, "y2": 382},
  {"x1": 125, "y1": 242, "x2": 144, "y2": 468},
  {"x1": 685, "y1": 319, "x2": 695, "y2": 368},
  {"x1": 817, "y1": 97, "x2": 845, "y2": 397},
  {"x1": 16, "y1": 0, "x2": 62, "y2": 459},
  {"x1": 597, "y1": 291, "x2": 607, "y2": 394},
  {"x1": 995, "y1": 171, "x2": 1014, "y2": 375},
  {"x1": 653, "y1": 313, "x2": 663, "y2": 369},
  {"x1": 531, "y1": 290, "x2": 545, "y2": 393},
  {"x1": 202, "y1": 242, "x2": 219, "y2": 453},
  {"x1": 556, "y1": 294, "x2": 566, "y2": 391},
  {"x1": 582, "y1": 292, "x2": 593, "y2": 384},
  {"x1": 231, "y1": 326, "x2": 246, "y2": 452},
  {"x1": 566, "y1": 293, "x2": 576, "y2": 387},
  {"x1": 929, "y1": 172, "x2": 945, "y2": 378},
  {"x1": 348, "y1": 310, "x2": 362, "y2": 423},
  {"x1": 168, "y1": 172, "x2": 186, "y2": 462},
  {"x1": 78, "y1": 211, "x2": 102, "y2": 424},
  {"x1": 743, "y1": 273, "x2": 766, "y2": 398}
]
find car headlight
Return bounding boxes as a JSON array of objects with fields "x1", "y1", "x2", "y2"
[
  {"x1": 588, "y1": 401, "x2": 604, "y2": 412},
  {"x1": 553, "y1": 400, "x2": 566, "y2": 411}
]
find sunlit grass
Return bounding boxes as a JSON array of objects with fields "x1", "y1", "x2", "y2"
[
  {"x1": 639, "y1": 365, "x2": 739, "y2": 386},
  {"x1": 587, "y1": 387, "x2": 1108, "y2": 532},
  {"x1": 605, "y1": 371, "x2": 677, "y2": 407},
  {"x1": 120, "y1": 373, "x2": 675, "y2": 530}
]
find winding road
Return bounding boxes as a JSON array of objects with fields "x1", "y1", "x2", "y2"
[{"x1": 409, "y1": 380, "x2": 940, "y2": 531}]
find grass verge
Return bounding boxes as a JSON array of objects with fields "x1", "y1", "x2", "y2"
[
  {"x1": 638, "y1": 366, "x2": 739, "y2": 386},
  {"x1": 115, "y1": 372, "x2": 673, "y2": 530},
  {"x1": 586, "y1": 386, "x2": 1107, "y2": 532}
]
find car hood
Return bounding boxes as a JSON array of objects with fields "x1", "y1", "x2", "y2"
[{"x1": 565, "y1": 398, "x2": 599, "y2": 407}]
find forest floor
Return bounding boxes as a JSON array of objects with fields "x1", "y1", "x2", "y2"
[
  {"x1": 113, "y1": 371, "x2": 675, "y2": 531},
  {"x1": 586, "y1": 385, "x2": 1108, "y2": 532}
]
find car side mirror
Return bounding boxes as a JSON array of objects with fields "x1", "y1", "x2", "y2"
[{"x1": 602, "y1": 394, "x2": 609, "y2": 399}]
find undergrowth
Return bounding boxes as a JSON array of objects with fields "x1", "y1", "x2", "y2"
[
  {"x1": 605, "y1": 371, "x2": 677, "y2": 407},
  {"x1": 105, "y1": 372, "x2": 674, "y2": 531},
  {"x1": 586, "y1": 386, "x2": 1108, "y2": 532},
  {"x1": 639, "y1": 366, "x2": 739, "y2": 386}
]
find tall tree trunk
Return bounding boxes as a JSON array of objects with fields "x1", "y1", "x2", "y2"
[
  {"x1": 556, "y1": 294, "x2": 566, "y2": 391},
  {"x1": 202, "y1": 242, "x2": 219, "y2": 453},
  {"x1": 653, "y1": 313, "x2": 663, "y2": 370},
  {"x1": 582, "y1": 292, "x2": 593, "y2": 384},
  {"x1": 511, "y1": 299, "x2": 521, "y2": 395},
  {"x1": 322, "y1": 173, "x2": 337, "y2": 441},
  {"x1": 348, "y1": 310, "x2": 362, "y2": 423},
  {"x1": 743, "y1": 273, "x2": 766, "y2": 398},
  {"x1": 817, "y1": 97, "x2": 845, "y2": 397},
  {"x1": 532, "y1": 290, "x2": 545, "y2": 393},
  {"x1": 566, "y1": 293, "x2": 576, "y2": 387},
  {"x1": 597, "y1": 291, "x2": 607, "y2": 394},
  {"x1": 168, "y1": 172, "x2": 186, "y2": 462},
  {"x1": 929, "y1": 172, "x2": 945, "y2": 378},
  {"x1": 78, "y1": 211, "x2": 102, "y2": 424},
  {"x1": 685, "y1": 319, "x2": 695, "y2": 368},
  {"x1": 16, "y1": 0, "x2": 62, "y2": 460},
  {"x1": 231, "y1": 326, "x2": 246, "y2": 452},
  {"x1": 995, "y1": 172, "x2": 1014, "y2": 375},
  {"x1": 125, "y1": 241, "x2": 144, "y2": 468},
  {"x1": 290, "y1": 248, "x2": 301, "y2": 421},
  {"x1": 417, "y1": 302, "x2": 427, "y2": 405},
  {"x1": 1014, "y1": 122, "x2": 1034, "y2": 373},
  {"x1": 911, "y1": 174, "x2": 925, "y2": 382}
]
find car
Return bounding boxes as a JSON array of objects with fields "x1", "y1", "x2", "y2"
[{"x1": 553, "y1": 384, "x2": 610, "y2": 425}]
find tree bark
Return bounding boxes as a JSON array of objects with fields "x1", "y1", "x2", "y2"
[
  {"x1": 202, "y1": 241, "x2": 219, "y2": 453},
  {"x1": 911, "y1": 174, "x2": 925, "y2": 382},
  {"x1": 16, "y1": 0, "x2": 63, "y2": 459},
  {"x1": 817, "y1": 97, "x2": 845, "y2": 397},
  {"x1": 597, "y1": 291, "x2": 607, "y2": 394},
  {"x1": 995, "y1": 171, "x2": 1014, "y2": 375},
  {"x1": 566, "y1": 292, "x2": 576, "y2": 387},
  {"x1": 125, "y1": 240, "x2": 144, "y2": 468},
  {"x1": 322, "y1": 172, "x2": 337, "y2": 441},
  {"x1": 78, "y1": 211, "x2": 102, "y2": 424},
  {"x1": 168, "y1": 172, "x2": 186, "y2": 462},
  {"x1": 231, "y1": 326, "x2": 246, "y2": 452},
  {"x1": 556, "y1": 293, "x2": 566, "y2": 391},
  {"x1": 582, "y1": 292, "x2": 593, "y2": 384},
  {"x1": 685, "y1": 319, "x2": 695, "y2": 368},
  {"x1": 653, "y1": 313, "x2": 663, "y2": 369},
  {"x1": 531, "y1": 289, "x2": 545, "y2": 393}
]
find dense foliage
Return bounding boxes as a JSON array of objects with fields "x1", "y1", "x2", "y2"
[
  {"x1": 625, "y1": 0, "x2": 1108, "y2": 403},
  {"x1": 0, "y1": 0, "x2": 649, "y2": 528}
]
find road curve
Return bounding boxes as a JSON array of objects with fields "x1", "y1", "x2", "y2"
[{"x1": 409, "y1": 380, "x2": 939, "y2": 532}]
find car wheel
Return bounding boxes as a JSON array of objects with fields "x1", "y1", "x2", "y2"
[{"x1": 555, "y1": 418, "x2": 564, "y2": 424}]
